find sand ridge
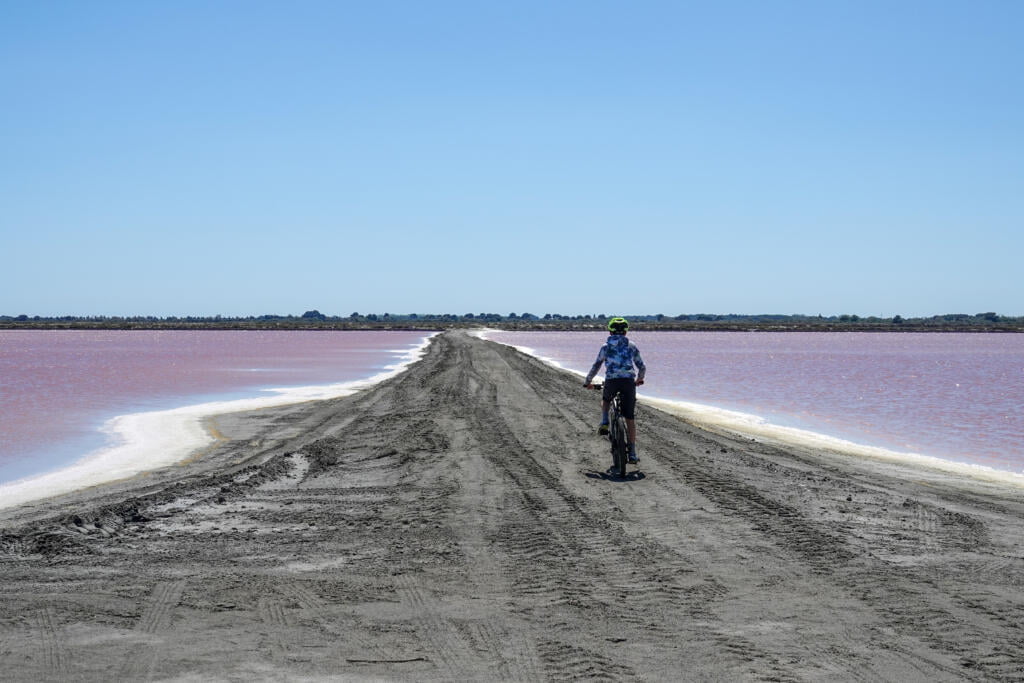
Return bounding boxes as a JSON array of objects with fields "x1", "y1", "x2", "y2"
[{"x1": 1, "y1": 330, "x2": 1023, "y2": 681}]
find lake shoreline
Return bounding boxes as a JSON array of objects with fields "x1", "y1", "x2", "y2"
[
  {"x1": 0, "y1": 332, "x2": 436, "y2": 510},
  {"x1": 482, "y1": 328, "x2": 1024, "y2": 482}
]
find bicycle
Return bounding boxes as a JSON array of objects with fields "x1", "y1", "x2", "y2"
[{"x1": 591, "y1": 382, "x2": 630, "y2": 478}]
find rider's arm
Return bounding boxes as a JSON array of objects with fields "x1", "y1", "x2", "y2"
[
  {"x1": 583, "y1": 347, "x2": 606, "y2": 386},
  {"x1": 633, "y1": 345, "x2": 646, "y2": 384}
]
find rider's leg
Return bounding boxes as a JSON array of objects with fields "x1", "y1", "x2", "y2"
[
  {"x1": 626, "y1": 418, "x2": 638, "y2": 462},
  {"x1": 598, "y1": 399, "x2": 610, "y2": 434}
]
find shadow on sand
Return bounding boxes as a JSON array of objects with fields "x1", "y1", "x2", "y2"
[{"x1": 585, "y1": 470, "x2": 647, "y2": 483}]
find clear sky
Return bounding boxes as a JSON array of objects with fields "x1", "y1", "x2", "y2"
[{"x1": 2, "y1": 1, "x2": 1021, "y2": 318}]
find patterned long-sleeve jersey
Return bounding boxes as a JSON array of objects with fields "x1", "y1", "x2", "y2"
[{"x1": 584, "y1": 334, "x2": 646, "y2": 384}]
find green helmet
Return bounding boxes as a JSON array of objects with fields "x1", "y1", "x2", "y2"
[{"x1": 607, "y1": 317, "x2": 629, "y2": 334}]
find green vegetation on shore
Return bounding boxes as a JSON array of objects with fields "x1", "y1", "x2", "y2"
[{"x1": 2, "y1": 310, "x2": 1022, "y2": 332}]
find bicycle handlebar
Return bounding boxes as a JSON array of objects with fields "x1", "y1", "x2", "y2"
[{"x1": 585, "y1": 380, "x2": 643, "y2": 389}]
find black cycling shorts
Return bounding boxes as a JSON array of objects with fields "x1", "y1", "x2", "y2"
[{"x1": 602, "y1": 377, "x2": 637, "y2": 420}]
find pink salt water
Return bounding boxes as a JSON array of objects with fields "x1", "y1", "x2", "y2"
[
  {"x1": 484, "y1": 331, "x2": 1024, "y2": 477},
  {"x1": 0, "y1": 330, "x2": 431, "y2": 496}
]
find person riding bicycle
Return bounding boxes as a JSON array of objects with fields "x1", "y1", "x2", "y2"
[{"x1": 583, "y1": 317, "x2": 646, "y2": 464}]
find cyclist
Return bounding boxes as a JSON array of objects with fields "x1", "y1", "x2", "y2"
[{"x1": 583, "y1": 317, "x2": 646, "y2": 464}]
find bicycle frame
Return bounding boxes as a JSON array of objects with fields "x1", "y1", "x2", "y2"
[{"x1": 593, "y1": 383, "x2": 629, "y2": 478}]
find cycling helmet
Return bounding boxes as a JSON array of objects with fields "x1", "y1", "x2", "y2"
[{"x1": 607, "y1": 317, "x2": 629, "y2": 334}]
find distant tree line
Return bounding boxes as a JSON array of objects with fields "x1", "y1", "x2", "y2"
[{"x1": 2, "y1": 310, "x2": 1022, "y2": 331}]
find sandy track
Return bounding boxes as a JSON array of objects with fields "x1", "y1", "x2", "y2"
[{"x1": 1, "y1": 330, "x2": 1023, "y2": 681}]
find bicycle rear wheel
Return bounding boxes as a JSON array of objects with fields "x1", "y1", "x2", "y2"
[{"x1": 610, "y1": 415, "x2": 628, "y2": 478}]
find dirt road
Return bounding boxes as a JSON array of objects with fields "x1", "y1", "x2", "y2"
[{"x1": 2, "y1": 331, "x2": 1023, "y2": 681}]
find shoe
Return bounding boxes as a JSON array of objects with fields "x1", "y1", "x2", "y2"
[
  {"x1": 598, "y1": 423, "x2": 609, "y2": 436},
  {"x1": 628, "y1": 453, "x2": 639, "y2": 464}
]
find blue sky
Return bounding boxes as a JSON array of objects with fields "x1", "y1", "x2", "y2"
[{"x1": 2, "y1": 1, "x2": 1021, "y2": 318}]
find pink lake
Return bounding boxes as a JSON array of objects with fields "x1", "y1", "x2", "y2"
[{"x1": 0, "y1": 330, "x2": 432, "y2": 491}]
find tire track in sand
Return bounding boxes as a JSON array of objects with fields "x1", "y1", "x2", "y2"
[
  {"x1": 471, "y1": 334, "x2": 898, "y2": 681},
  {"x1": 393, "y1": 573, "x2": 479, "y2": 678},
  {"x1": 256, "y1": 596, "x2": 292, "y2": 664},
  {"x1": 31, "y1": 607, "x2": 70, "y2": 680},
  {"x1": 646, "y1": 408, "x2": 1024, "y2": 680},
  {"x1": 118, "y1": 579, "x2": 186, "y2": 680},
  {"x1": 273, "y1": 582, "x2": 395, "y2": 664},
  {"x1": 445, "y1": 336, "x2": 734, "y2": 679}
]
